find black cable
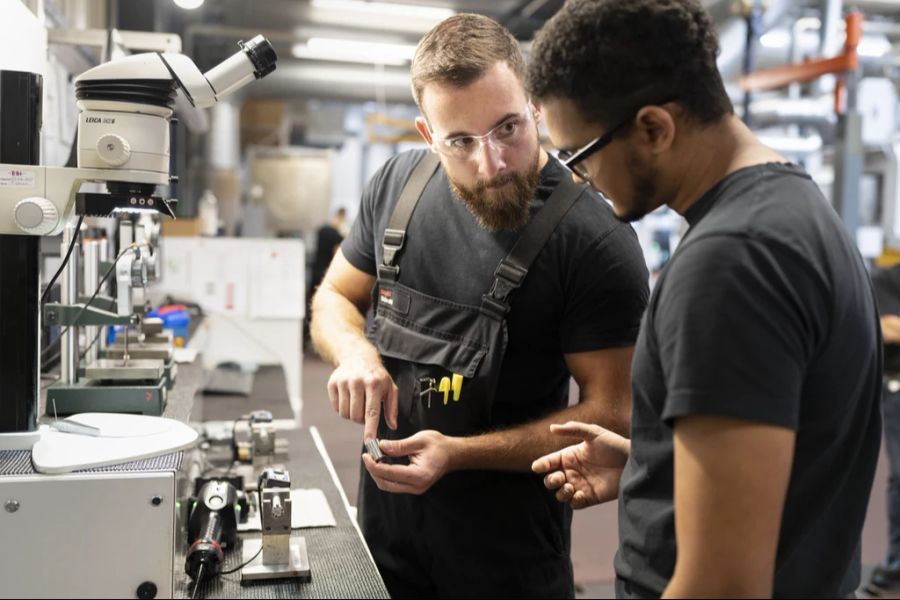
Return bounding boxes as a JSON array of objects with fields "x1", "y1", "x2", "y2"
[
  {"x1": 190, "y1": 563, "x2": 205, "y2": 600},
  {"x1": 219, "y1": 545, "x2": 262, "y2": 575},
  {"x1": 41, "y1": 215, "x2": 85, "y2": 305},
  {"x1": 189, "y1": 544, "x2": 262, "y2": 599},
  {"x1": 78, "y1": 325, "x2": 104, "y2": 363}
]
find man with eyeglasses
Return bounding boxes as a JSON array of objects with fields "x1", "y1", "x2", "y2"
[
  {"x1": 527, "y1": 0, "x2": 881, "y2": 598},
  {"x1": 310, "y1": 12, "x2": 649, "y2": 598}
]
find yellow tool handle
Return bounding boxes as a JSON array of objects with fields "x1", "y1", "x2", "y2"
[
  {"x1": 438, "y1": 377, "x2": 451, "y2": 405},
  {"x1": 451, "y1": 373, "x2": 463, "y2": 401}
]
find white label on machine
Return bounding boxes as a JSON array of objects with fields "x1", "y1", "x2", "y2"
[{"x1": 0, "y1": 168, "x2": 35, "y2": 186}]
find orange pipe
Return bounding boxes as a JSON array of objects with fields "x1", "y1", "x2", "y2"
[{"x1": 740, "y1": 11, "x2": 863, "y2": 115}]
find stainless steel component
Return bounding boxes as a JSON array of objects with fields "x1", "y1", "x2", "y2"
[
  {"x1": 364, "y1": 438, "x2": 384, "y2": 463},
  {"x1": 50, "y1": 419, "x2": 101, "y2": 436},
  {"x1": 251, "y1": 421, "x2": 276, "y2": 465},
  {"x1": 141, "y1": 317, "x2": 164, "y2": 336},
  {"x1": 82, "y1": 239, "x2": 100, "y2": 363},
  {"x1": 60, "y1": 222, "x2": 80, "y2": 385},
  {"x1": 106, "y1": 343, "x2": 173, "y2": 361},
  {"x1": 83, "y1": 358, "x2": 165, "y2": 381},
  {"x1": 241, "y1": 481, "x2": 310, "y2": 581},
  {"x1": 4, "y1": 499, "x2": 19, "y2": 513},
  {"x1": 115, "y1": 330, "x2": 172, "y2": 345}
]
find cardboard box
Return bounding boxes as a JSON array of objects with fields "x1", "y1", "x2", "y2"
[{"x1": 161, "y1": 217, "x2": 203, "y2": 237}]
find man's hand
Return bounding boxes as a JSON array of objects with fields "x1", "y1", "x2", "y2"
[
  {"x1": 362, "y1": 430, "x2": 457, "y2": 495},
  {"x1": 531, "y1": 421, "x2": 630, "y2": 509},
  {"x1": 883, "y1": 314, "x2": 900, "y2": 344},
  {"x1": 327, "y1": 356, "x2": 399, "y2": 440}
]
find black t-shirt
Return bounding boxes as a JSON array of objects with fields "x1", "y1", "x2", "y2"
[
  {"x1": 342, "y1": 149, "x2": 649, "y2": 425},
  {"x1": 871, "y1": 265, "x2": 900, "y2": 373},
  {"x1": 616, "y1": 162, "x2": 882, "y2": 598}
]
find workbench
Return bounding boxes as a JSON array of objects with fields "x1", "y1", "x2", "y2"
[{"x1": 1, "y1": 359, "x2": 388, "y2": 599}]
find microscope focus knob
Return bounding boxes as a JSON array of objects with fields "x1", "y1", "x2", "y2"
[
  {"x1": 14, "y1": 197, "x2": 59, "y2": 235},
  {"x1": 96, "y1": 133, "x2": 131, "y2": 166}
]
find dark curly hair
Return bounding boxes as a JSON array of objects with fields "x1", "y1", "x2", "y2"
[{"x1": 527, "y1": 0, "x2": 733, "y2": 128}]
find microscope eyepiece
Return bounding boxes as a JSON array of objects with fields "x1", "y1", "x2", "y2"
[{"x1": 239, "y1": 35, "x2": 278, "y2": 79}]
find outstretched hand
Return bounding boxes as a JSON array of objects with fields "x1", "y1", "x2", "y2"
[{"x1": 531, "y1": 421, "x2": 630, "y2": 509}]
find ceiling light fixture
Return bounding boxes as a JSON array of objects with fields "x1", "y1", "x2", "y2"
[
  {"x1": 173, "y1": 0, "x2": 204, "y2": 9},
  {"x1": 310, "y1": 0, "x2": 455, "y2": 21},
  {"x1": 292, "y1": 38, "x2": 417, "y2": 66}
]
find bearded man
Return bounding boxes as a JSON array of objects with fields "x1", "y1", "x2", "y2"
[{"x1": 310, "y1": 13, "x2": 649, "y2": 598}]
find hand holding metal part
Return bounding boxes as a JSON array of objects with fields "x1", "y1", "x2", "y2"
[{"x1": 362, "y1": 430, "x2": 456, "y2": 495}]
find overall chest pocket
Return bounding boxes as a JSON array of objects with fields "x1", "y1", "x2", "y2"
[{"x1": 370, "y1": 285, "x2": 501, "y2": 437}]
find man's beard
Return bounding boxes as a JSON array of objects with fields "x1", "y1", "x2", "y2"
[
  {"x1": 614, "y1": 147, "x2": 659, "y2": 224},
  {"x1": 449, "y1": 152, "x2": 541, "y2": 232}
]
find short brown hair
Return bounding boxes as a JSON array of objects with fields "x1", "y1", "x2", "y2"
[{"x1": 411, "y1": 14, "x2": 526, "y2": 113}]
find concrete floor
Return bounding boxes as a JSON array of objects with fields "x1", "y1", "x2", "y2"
[{"x1": 300, "y1": 354, "x2": 895, "y2": 597}]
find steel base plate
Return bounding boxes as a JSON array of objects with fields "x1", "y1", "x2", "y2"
[
  {"x1": 105, "y1": 344, "x2": 173, "y2": 361},
  {"x1": 83, "y1": 358, "x2": 166, "y2": 381},
  {"x1": 241, "y1": 537, "x2": 311, "y2": 582}
]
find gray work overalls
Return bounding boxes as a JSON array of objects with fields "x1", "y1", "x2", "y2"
[{"x1": 358, "y1": 152, "x2": 587, "y2": 598}]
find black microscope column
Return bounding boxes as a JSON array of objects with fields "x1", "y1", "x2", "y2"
[{"x1": 0, "y1": 70, "x2": 43, "y2": 434}]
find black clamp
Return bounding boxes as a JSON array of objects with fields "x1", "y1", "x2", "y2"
[
  {"x1": 488, "y1": 260, "x2": 528, "y2": 303},
  {"x1": 380, "y1": 228, "x2": 406, "y2": 281},
  {"x1": 381, "y1": 229, "x2": 406, "y2": 265}
]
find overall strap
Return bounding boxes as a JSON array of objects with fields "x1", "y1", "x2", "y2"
[
  {"x1": 481, "y1": 175, "x2": 588, "y2": 318},
  {"x1": 378, "y1": 151, "x2": 441, "y2": 282}
]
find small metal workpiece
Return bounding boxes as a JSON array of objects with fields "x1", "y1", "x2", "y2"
[
  {"x1": 50, "y1": 419, "x2": 101, "y2": 437},
  {"x1": 419, "y1": 377, "x2": 436, "y2": 409},
  {"x1": 364, "y1": 438, "x2": 385, "y2": 463}
]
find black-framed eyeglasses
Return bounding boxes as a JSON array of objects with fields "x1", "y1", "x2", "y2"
[
  {"x1": 557, "y1": 116, "x2": 632, "y2": 181},
  {"x1": 557, "y1": 99, "x2": 675, "y2": 182}
]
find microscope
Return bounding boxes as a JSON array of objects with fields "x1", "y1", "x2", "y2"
[
  {"x1": 0, "y1": 34, "x2": 281, "y2": 600},
  {"x1": 0, "y1": 35, "x2": 277, "y2": 448}
]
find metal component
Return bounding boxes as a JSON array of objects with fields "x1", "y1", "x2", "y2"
[
  {"x1": 251, "y1": 420, "x2": 276, "y2": 463},
  {"x1": 0, "y1": 469, "x2": 180, "y2": 597},
  {"x1": 5, "y1": 499, "x2": 20, "y2": 513},
  {"x1": 150, "y1": 495, "x2": 162, "y2": 506},
  {"x1": 419, "y1": 377, "x2": 436, "y2": 409},
  {"x1": 105, "y1": 343, "x2": 173, "y2": 361},
  {"x1": 83, "y1": 358, "x2": 165, "y2": 381},
  {"x1": 116, "y1": 330, "x2": 172, "y2": 345},
  {"x1": 364, "y1": 438, "x2": 384, "y2": 463},
  {"x1": 60, "y1": 222, "x2": 80, "y2": 385},
  {"x1": 240, "y1": 537, "x2": 310, "y2": 582},
  {"x1": 833, "y1": 110, "x2": 864, "y2": 238},
  {"x1": 141, "y1": 317, "x2": 164, "y2": 336},
  {"x1": 242, "y1": 468, "x2": 310, "y2": 581},
  {"x1": 82, "y1": 239, "x2": 100, "y2": 363},
  {"x1": 50, "y1": 418, "x2": 101, "y2": 436},
  {"x1": 44, "y1": 302, "x2": 133, "y2": 327},
  {"x1": 46, "y1": 378, "x2": 166, "y2": 415}
]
